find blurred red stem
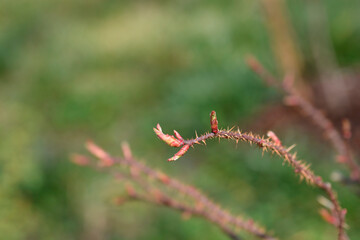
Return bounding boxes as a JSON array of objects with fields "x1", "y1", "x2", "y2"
[{"x1": 247, "y1": 56, "x2": 360, "y2": 182}]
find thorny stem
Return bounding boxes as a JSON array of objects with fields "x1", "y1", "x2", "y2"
[
  {"x1": 154, "y1": 112, "x2": 347, "y2": 240},
  {"x1": 246, "y1": 56, "x2": 360, "y2": 183},
  {"x1": 187, "y1": 129, "x2": 346, "y2": 240},
  {"x1": 128, "y1": 191, "x2": 243, "y2": 240},
  {"x1": 75, "y1": 142, "x2": 275, "y2": 240}
]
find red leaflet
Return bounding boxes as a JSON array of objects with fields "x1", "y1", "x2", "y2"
[
  {"x1": 168, "y1": 145, "x2": 190, "y2": 162},
  {"x1": 153, "y1": 124, "x2": 184, "y2": 147}
]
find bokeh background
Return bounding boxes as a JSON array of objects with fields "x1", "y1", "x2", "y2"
[{"x1": 1, "y1": 0, "x2": 360, "y2": 239}]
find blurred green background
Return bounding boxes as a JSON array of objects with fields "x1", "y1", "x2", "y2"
[{"x1": 1, "y1": 0, "x2": 360, "y2": 239}]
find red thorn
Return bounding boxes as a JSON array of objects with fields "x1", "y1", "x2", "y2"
[
  {"x1": 86, "y1": 141, "x2": 114, "y2": 166},
  {"x1": 121, "y1": 141, "x2": 133, "y2": 159},
  {"x1": 174, "y1": 130, "x2": 184, "y2": 141},
  {"x1": 168, "y1": 145, "x2": 190, "y2": 161}
]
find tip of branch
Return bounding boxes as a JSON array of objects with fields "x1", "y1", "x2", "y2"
[
  {"x1": 121, "y1": 141, "x2": 133, "y2": 159},
  {"x1": 86, "y1": 141, "x2": 114, "y2": 166},
  {"x1": 210, "y1": 111, "x2": 219, "y2": 134},
  {"x1": 168, "y1": 145, "x2": 190, "y2": 161},
  {"x1": 168, "y1": 156, "x2": 180, "y2": 162},
  {"x1": 153, "y1": 124, "x2": 162, "y2": 136},
  {"x1": 174, "y1": 130, "x2": 184, "y2": 141},
  {"x1": 70, "y1": 154, "x2": 90, "y2": 166},
  {"x1": 153, "y1": 124, "x2": 184, "y2": 147}
]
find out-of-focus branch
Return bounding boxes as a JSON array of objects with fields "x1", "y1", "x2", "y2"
[
  {"x1": 154, "y1": 111, "x2": 347, "y2": 240},
  {"x1": 306, "y1": 0, "x2": 350, "y2": 114},
  {"x1": 260, "y1": 0, "x2": 303, "y2": 80},
  {"x1": 72, "y1": 142, "x2": 275, "y2": 240},
  {"x1": 123, "y1": 189, "x2": 242, "y2": 240},
  {"x1": 246, "y1": 56, "x2": 360, "y2": 183}
]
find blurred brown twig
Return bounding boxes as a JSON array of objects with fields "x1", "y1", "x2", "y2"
[
  {"x1": 246, "y1": 56, "x2": 360, "y2": 184},
  {"x1": 72, "y1": 142, "x2": 275, "y2": 240}
]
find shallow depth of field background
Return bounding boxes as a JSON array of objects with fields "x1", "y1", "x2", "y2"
[{"x1": 1, "y1": 0, "x2": 360, "y2": 239}]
